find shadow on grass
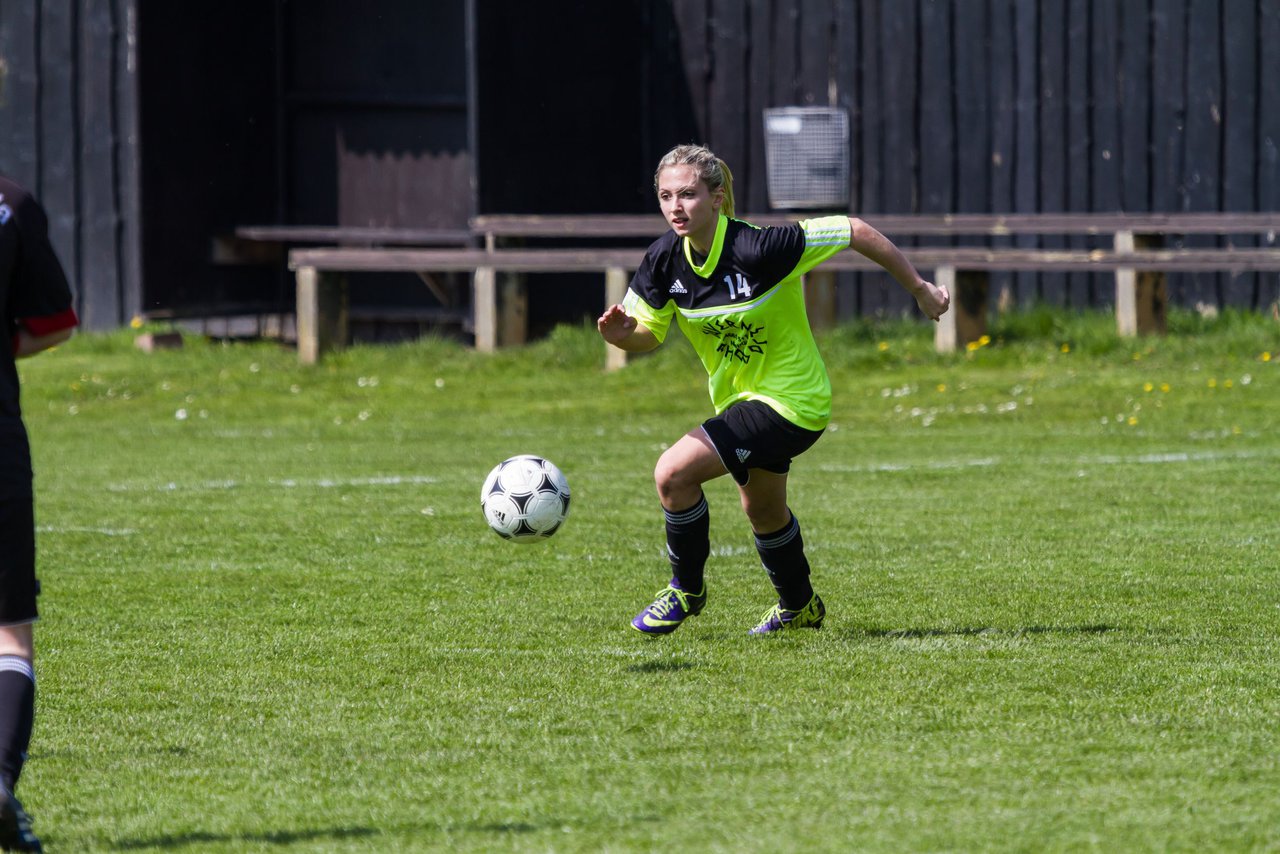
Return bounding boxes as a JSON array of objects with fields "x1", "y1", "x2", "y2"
[
  {"x1": 112, "y1": 815, "x2": 660, "y2": 849},
  {"x1": 113, "y1": 826, "x2": 380, "y2": 850},
  {"x1": 861, "y1": 624, "x2": 1115, "y2": 640},
  {"x1": 627, "y1": 659, "x2": 696, "y2": 673}
]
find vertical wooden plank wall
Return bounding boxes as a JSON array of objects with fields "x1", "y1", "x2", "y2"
[
  {"x1": 1118, "y1": 1, "x2": 1152, "y2": 214},
  {"x1": 0, "y1": 0, "x2": 140, "y2": 330},
  {"x1": 1182, "y1": 0, "x2": 1223, "y2": 307},
  {"x1": 1064, "y1": 0, "x2": 1090, "y2": 306},
  {"x1": 1012, "y1": 2, "x2": 1040, "y2": 303},
  {"x1": 1259, "y1": 0, "x2": 1280, "y2": 311},
  {"x1": 667, "y1": 0, "x2": 1278, "y2": 314},
  {"x1": 1037, "y1": 0, "x2": 1067, "y2": 305},
  {"x1": 986, "y1": 0, "x2": 1015, "y2": 306},
  {"x1": 1221, "y1": 0, "x2": 1258, "y2": 306}
]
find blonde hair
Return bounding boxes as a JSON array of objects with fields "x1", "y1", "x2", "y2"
[{"x1": 654, "y1": 144, "x2": 736, "y2": 219}]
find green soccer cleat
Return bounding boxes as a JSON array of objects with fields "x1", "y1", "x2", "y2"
[{"x1": 749, "y1": 593, "x2": 826, "y2": 635}]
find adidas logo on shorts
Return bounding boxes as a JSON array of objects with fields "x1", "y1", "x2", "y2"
[
  {"x1": 669, "y1": 279, "x2": 688, "y2": 294},
  {"x1": 736, "y1": 448, "x2": 751, "y2": 463}
]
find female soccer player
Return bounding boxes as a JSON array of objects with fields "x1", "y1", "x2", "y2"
[
  {"x1": 598, "y1": 144, "x2": 949, "y2": 636},
  {"x1": 1, "y1": 172, "x2": 79, "y2": 852}
]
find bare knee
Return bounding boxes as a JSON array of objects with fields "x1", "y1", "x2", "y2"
[
  {"x1": 0, "y1": 624, "x2": 35, "y2": 660},
  {"x1": 738, "y1": 471, "x2": 791, "y2": 533},
  {"x1": 741, "y1": 494, "x2": 789, "y2": 533},
  {"x1": 655, "y1": 454, "x2": 702, "y2": 510}
]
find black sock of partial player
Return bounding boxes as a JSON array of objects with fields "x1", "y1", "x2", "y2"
[
  {"x1": 755, "y1": 513, "x2": 814, "y2": 611},
  {"x1": 0, "y1": 657, "x2": 35, "y2": 790},
  {"x1": 664, "y1": 494, "x2": 710, "y2": 594}
]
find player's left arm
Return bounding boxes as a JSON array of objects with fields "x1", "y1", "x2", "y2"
[{"x1": 847, "y1": 217, "x2": 950, "y2": 322}]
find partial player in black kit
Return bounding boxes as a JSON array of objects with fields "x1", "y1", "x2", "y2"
[{"x1": 0, "y1": 173, "x2": 79, "y2": 852}]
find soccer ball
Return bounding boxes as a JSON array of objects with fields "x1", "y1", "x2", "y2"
[{"x1": 480, "y1": 455, "x2": 571, "y2": 543}]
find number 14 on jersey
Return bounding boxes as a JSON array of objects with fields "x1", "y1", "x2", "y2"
[{"x1": 724, "y1": 273, "x2": 753, "y2": 300}]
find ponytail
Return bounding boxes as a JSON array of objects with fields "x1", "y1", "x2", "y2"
[{"x1": 717, "y1": 158, "x2": 736, "y2": 219}]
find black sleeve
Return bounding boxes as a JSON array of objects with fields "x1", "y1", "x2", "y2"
[
  {"x1": 740, "y1": 223, "x2": 807, "y2": 284},
  {"x1": 9, "y1": 192, "x2": 74, "y2": 322},
  {"x1": 628, "y1": 237, "x2": 675, "y2": 309}
]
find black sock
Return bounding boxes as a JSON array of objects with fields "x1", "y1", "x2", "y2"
[
  {"x1": 755, "y1": 513, "x2": 814, "y2": 610},
  {"x1": 0, "y1": 657, "x2": 35, "y2": 790},
  {"x1": 664, "y1": 494, "x2": 710, "y2": 594}
]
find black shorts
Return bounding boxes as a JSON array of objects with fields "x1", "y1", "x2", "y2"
[
  {"x1": 0, "y1": 497, "x2": 38, "y2": 626},
  {"x1": 701, "y1": 399, "x2": 824, "y2": 486}
]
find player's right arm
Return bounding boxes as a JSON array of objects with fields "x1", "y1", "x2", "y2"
[
  {"x1": 599, "y1": 238, "x2": 676, "y2": 352},
  {"x1": 597, "y1": 304, "x2": 659, "y2": 352}
]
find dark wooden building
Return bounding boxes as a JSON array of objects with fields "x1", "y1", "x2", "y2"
[{"x1": 1, "y1": 0, "x2": 1277, "y2": 334}]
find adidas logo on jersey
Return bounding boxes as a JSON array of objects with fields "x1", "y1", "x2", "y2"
[
  {"x1": 669, "y1": 279, "x2": 688, "y2": 294},
  {"x1": 736, "y1": 448, "x2": 751, "y2": 463}
]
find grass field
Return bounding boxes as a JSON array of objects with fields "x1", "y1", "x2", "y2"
[{"x1": 14, "y1": 307, "x2": 1280, "y2": 852}]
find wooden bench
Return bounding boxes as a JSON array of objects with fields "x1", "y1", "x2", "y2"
[
  {"x1": 214, "y1": 225, "x2": 478, "y2": 344},
  {"x1": 288, "y1": 241, "x2": 1280, "y2": 366},
  {"x1": 288, "y1": 248, "x2": 644, "y2": 367}
]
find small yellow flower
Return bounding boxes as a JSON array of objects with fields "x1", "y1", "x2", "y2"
[
  {"x1": 1127, "y1": 416, "x2": 1139, "y2": 426},
  {"x1": 966, "y1": 340, "x2": 981, "y2": 352},
  {"x1": 130, "y1": 316, "x2": 144, "y2": 329},
  {"x1": 936, "y1": 384, "x2": 947, "y2": 393},
  {"x1": 877, "y1": 341, "x2": 890, "y2": 352},
  {"x1": 1208, "y1": 378, "x2": 1218, "y2": 388},
  {"x1": 1060, "y1": 343, "x2": 1071, "y2": 354},
  {"x1": 1232, "y1": 425, "x2": 1243, "y2": 435},
  {"x1": 1224, "y1": 379, "x2": 1234, "y2": 389},
  {"x1": 1143, "y1": 382, "x2": 1154, "y2": 393},
  {"x1": 978, "y1": 335, "x2": 991, "y2": 347},
  {"x1": 1262, "y1": 352, "x2": 1272, "y2": 362}
]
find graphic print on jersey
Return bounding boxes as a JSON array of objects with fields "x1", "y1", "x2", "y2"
[{"x1": 700, "y1": 316, "x2": 767, "y2": 364}]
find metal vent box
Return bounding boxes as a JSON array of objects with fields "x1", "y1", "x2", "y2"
[{"x1": 763, "y1": 107, "x2": 850, "y2": 210}]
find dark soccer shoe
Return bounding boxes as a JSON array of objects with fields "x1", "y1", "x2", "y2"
[
  {"x1": 0, "y1": 785, "x2": 42, "y2": 853},
  {"x1": 749, "y1": 593, "x2": 826, "y2": 635},
  {"x1": 631, "y1": 581, "x2": 707, "y2": 635}
]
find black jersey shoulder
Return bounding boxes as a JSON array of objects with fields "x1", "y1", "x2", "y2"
[
  {"x1": 629, "y1": 218, "x2": 812, "y2": 310},
  {"x1": 721, "y1": 217, "x2": 807, "y2": 280},
  {"x1": 629, "y1": 229, "x2": 684, "y2": 307}
]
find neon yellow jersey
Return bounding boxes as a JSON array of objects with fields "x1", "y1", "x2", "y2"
[{"x1": 623, "y1": 214, "x2": 850, "y2": 430}]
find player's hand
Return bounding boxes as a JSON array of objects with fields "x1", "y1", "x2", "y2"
[
  {"x1": 597, "y1": 304, "x2": 638, "y2": 343},
  {"x1": 916, "y1": 281, "x2": 950, "y2": 322}
]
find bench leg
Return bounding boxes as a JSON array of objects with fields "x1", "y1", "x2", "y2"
[
  {"x1": 1137, "y1": 270, "x2": 1168, "y2": 335},
  {"x1": 934, "y1": 266, "x2": 988, "y2": 353},
  {"x1": 1115, "y1": 231, "x2": 1168, "y2": 337},
  {"x1": 474, "y1": 266, "x2": 496, "y2": 351},
  {"x1": 604, "y1": 266, "x2": 629, "y2": 371},
  {"x1": 1115, "y1": 231, "x2": 1139, "y2": 336},
  {"x1": 296, "y1": 266, "x2": 348, "y2": 364},
  {"x1": 935, "y1": 266, "x2": 957, "y2": 352},
  {"x1": 497, "y1": 273, "x2": 528, "y2": 347},
  {"x1": 474, "y1": 267, "x2": 528, "y2": 351},
  {"x1": 956, "y1": 270, "x2": 990, "y2": 345},
  {"x1": 804, "y1": 269, "x2": 838, "y2": 332}
]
